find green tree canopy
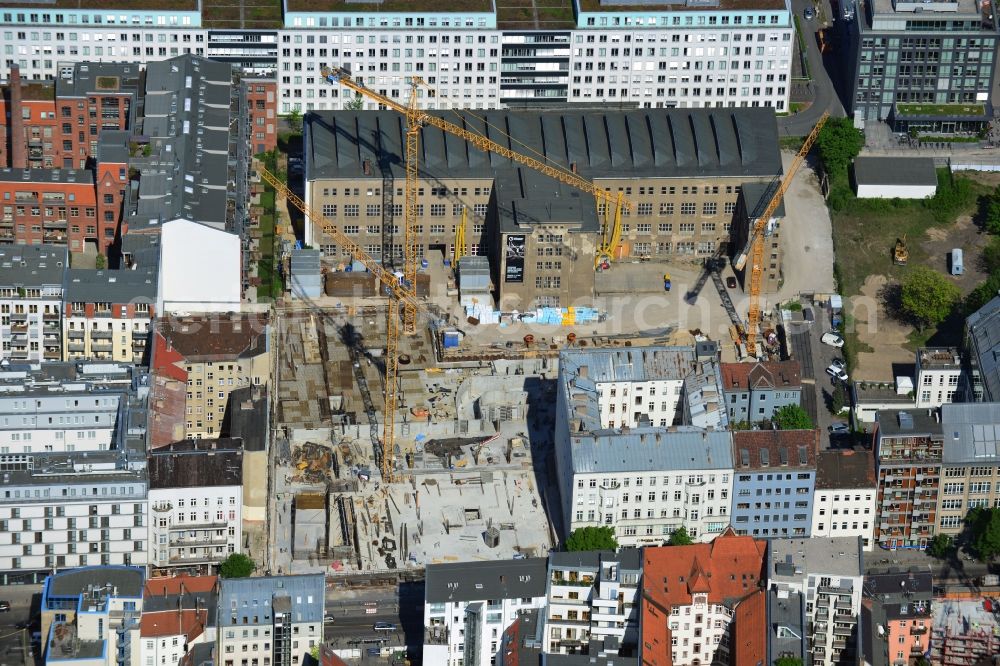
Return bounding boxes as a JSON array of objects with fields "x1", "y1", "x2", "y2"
[
  {"x1": 926, "y1": 533, "x2": 954, "y2": 559},
  {"x1": 987, "y1": 185, "x2": 1000, "y2": 235},
  {"x1": 900, "y1": 266, "x2": 960, "y2": 331},
  {"x1": 565, "y1": 526, "x2": 618, "y2": 552},
  {"x1": 774, "y1": 658, "x2": 804, "y2": 666},
  {"x1": 668, "y1": 526, "x2": 694, "y2": 546},
  {"x1": 219, "y1": 553, "x2": 255, "y2": 578},
  {"x1": 830, "y1": 383, "x2": 847, "y2": 415},
  {"x1": 771, "y1": 404, "x2": 813, "y2": 430},
  {"x1": 346, "y1": 94, "x2": 364, "y2": 111},
  {"x1": 967, "y1": 507, "x2": 1000, "y2": 561},
  {"x1": 286, "y1": 108, "x2": 303, "y2": 133},
  {"x1": 967, "y1": 272, "x2": 1000, "y2": 313},
  {"x1": 816, "y1": 117, "x2": 864, "y2": 174},
  {"x1": 982, "y1": 236, "x2": 1000, "y2": 274}
]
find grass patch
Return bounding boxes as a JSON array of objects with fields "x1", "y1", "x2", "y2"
[
  {"x1": 789, "y1": 102, "x2": 806, "y2": 114},
  {"x1": 259, "y1": 190, "x2": 275, "y2": 211},
  {"x1": 780, "y1": 136, "x2": 805, "y2": 151},
  {"x1": 919, "y1": 135, "x2": 981, "y2": 143},
  {"x1": 896, "y1": 103, "x2": 985, "y2": 117},
  {"x1": 793, "y1": 16, "x2": 811, "y2": 80}
]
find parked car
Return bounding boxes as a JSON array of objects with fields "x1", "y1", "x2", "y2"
[
  {"x1": 803, "y1": 307, "x2": 815, "y2": 322},
  {"x1": 821, "y1": 331, "x2": 845, "y2": 348},
  {"x1": 324, "y1": 614, "x2": 336, "y2": 624},
  {"x1": 726, "y1": 276, "x2": 738, "y2": 289},
  {"x1": 0, "y1": 601, "x2": 10, "y2": 612},
  {"x1": 803, "y1": 6, "x2": 815, "y2": 19},
  {"x1": 828, "y1": 423, "x2": 850, "y2": 435},
  {"x1": 830, "y1": 358, "x2": 846, "y2": 372},
  {"x1": 374, "y1": 622, "x2": 397, "y2": 632},
  {"x1": 826, "y1": 364, "x2": 849, "y2": 382}
]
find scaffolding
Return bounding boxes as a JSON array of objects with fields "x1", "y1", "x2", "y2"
[{"x1": 931, "y1": 599, "x2": 1000, "y2": 665}]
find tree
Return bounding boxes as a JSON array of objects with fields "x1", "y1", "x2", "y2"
[
  {"x1": 830, "y1": 383, "x2": 847, "y2": 415},
  {"x1": 219, "y1": 553, "x2": 255, "y2": 578},
  {"x1": 815, "y1": 117, "x2": 864, "y2": 175},
  {"x1": 771, "y1": 404, "x2": 813, "y2": 430},
  {"x1": 286, "y1": 108, "x2": 303, "y2": 133},
  {"x1": 95, "y1": 254, "x2": 106, "y2": 270},
  {"x1": 982, "y1": 236, "x2": 1000, "y2": 274},
  {"x1": 926, "y1": 533, "x2": 954, "y2": 559},
  {"x1": 900, "y1": 266, "x2": 960, "y2": 331},
  {"x1": 987, "y1": 185, "x2": 1000, "y2": 235},
  {"x1": 774, "y1": 658, "x2": 804, "y2": 666},
  {"x1": 668, "y1": 526, "x2": 694, "y2": 546},
  {"x1": 565, "y1": 526, "x2": 618, "y2": 552},
  {"x1": 346, "y1": 94, "x2": 364, "y2": 111},
  {"x1": 967, "y1": 271, "x2": 1000, "y2": 313},
  {"x1": 967, "y1": 507, "x2": 1000, "y2": 561}
]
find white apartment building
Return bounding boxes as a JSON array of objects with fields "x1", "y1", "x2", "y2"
[
  {"x1": 41, "y1": 565, "x2": 145, "y2": 666},
  {"x1": 915, "y1": 347, "x2": 964, "y2": 408},
  {"x1": 0, "y1": 244, "x2": 66, "y2": 363},
  {"x1": 767, "y1": 537, "x2": 864, "y2": 666},
  {"x1": 544, "y1": 549, "x2": 642, "y2": 657},
  {"x1": 147, "y1": 438, "x2": 243, "y2": 574},
  {"x1": 811, "y1": 450, "x2": 877, "y2": 550},
  {"x1": 0, "y1": 0, "x2": 793, "y2": 115},
  {"x1": 217, "y1": 574, "x2": 325, "y2": 666},
  {"x1": 424, "y1": 558, "x2": 548, "y2": 666},
  {"x1": 0, "y1": 363, "x2": 148, "y2": 583},
  {"x1": 133, "y1": 575, "x2": 219, "y2": 666},
  {"x1": 63, "y1": 268, "x2": 156, "y2": 364},
  {"x1": 556, "y1": 348, "x2": 734, "y2": 546}
]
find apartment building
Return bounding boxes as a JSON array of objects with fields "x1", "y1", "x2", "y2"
[
  {"x1": 860, "y1": 570, "x2": 933, "y2": 666},
  {"x1": 134, "y1": 574, "x2": 218, "y2": 666},
  {"x1": 966, "y1": 293, "x2": 1000, "y2": 402},
  {"x1": 811, "y1": 449, "x2": 878, "y2": 549},
  {"x1": 874, "y1": 409, "x2": 943, "y2": 550},
  {"x1": 245, "y1": 77, "x2": 279, "y2": 154},
  {"x1": 730, "y1": 429, "x2": 818, "y2": 538},
  {"x1": 217, "y1": 574, "x2": 324, "y2": 666},
  {"x1": 935, "y1": 402, "x2": 1000, "y2": 538},
  {"x1": 0, "y1": 362, "x2": 150, "y2": 583},
  {"x1": 148, "y1": 438, "x2": 243, "y2": 574},
  {"x1": 556, "y1": 347, "x2": 734, "y2": 545},
  {"x1": 0, "y1": 0, "x2": 794, "y2": 116},
  {"x1": 767, "y1": 537, "x2": 865, "y2": 666},
  {"x1": 544, "y1": 549, "x2": 642, "y2": 658},
  {"x1": 641, "y1": 529, "x2": 768, "y2": 666},
  {"x1": 424, "y1": 558, "x2": 549, "y2": 666},
  {"x1": 0, "y1": 62, "x2": 139, "y2": 170},
  {"x1": 0, "y1": 244, "x2": 64, "y2": 362},
  {"x1": 151, "y1": 313, "x2": 269, "y2": 439},
  {"x1": 63, "y1": 268, "x2": 156, "y2": 364},
  {"x1": 915, "y1": 347, "x2": 964, "y2": 408},
  {"x1": 305, "y1": 107, "x2": 781, "y2": 309},
  {"x1": 847, "y1": 0, "x2": 999, "y2": 134},
  {"x1": 719, "y1": 360, "x2": 801, "y2": 424},
  {"x1": 40, "y1": 565, "x2": 144, "y2": 666}
]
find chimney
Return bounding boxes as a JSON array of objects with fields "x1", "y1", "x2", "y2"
[{"x1": 10, "y1": 65, "x2": 26, "y2": 169}]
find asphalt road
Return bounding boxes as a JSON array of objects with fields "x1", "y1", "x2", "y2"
[
  {"x1": 323, "y1": 583, "x2": 424, "y2": 653},
  {"x1": 0, "y1": 586, "x2": 40, "y2": 666},
  {"x1": 778, "y1": 0, "x2": 847, "y2": 136}
]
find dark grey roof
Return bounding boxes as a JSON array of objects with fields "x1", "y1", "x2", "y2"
[
  {"x1": 548, "y1": 548, "x2": 642, "y2": 572},
  {"x1": 148, "y1": 438, "x2": 244, "y2": 489},
  {"x1": 54, "y1": 61, "x2": 142, "y2": 99},
  {"x1": 768, "y1": 589, "x2": 805, "y2": 664},
  {"x1": 0, "y1": 167, "x2": 93, "y2": 184},
  {"x1": 876, "y1": 409, "x2": 942, "y2": 437},
  {"x1": 47, "y1": 565, "x2": 144, "y2": 599},
  {"x1": 122, "y1": 232, "x2": 162, "y2": 272},
  {"x1": 853, "y1": 156, "x2": 938, "y2": 187},
  {"x1": 741, "y1": 180, "x2": 786, "y2": 219},
  {"x1": 425, "y1": 558, "x2": 547, "y2": 603},
  {"x1": 97, "y1": 130, "x2": 130, "y2": 165},
  {"x1": 221, "y1": 385, "x2": 268, "y2": 452},
  {"x1": 64, "y1": 268, "x2": 156, "y2": 304},
  {"x1": 0, "y1": 244, "x2": 66, "y2": 288},
  {"x1": 306, "y1": 108, "x2": 780, "y2": 229},
  {"x1": 967, "y1": 294, "x2": 1000, "y2": 402}
]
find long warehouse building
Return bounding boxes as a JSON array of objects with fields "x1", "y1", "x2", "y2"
[{"x1": 304, "y1": 106, "x2": 783, "y2": 309}]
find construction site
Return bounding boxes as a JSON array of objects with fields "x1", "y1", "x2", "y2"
[
  {"x1": 931, "y1": 598, "x2": 1000, "y2": 665},
  {"x1": 271, "y1": 308, "x2": 557, "y2": 575}
]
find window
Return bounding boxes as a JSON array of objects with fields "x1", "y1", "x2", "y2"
[
  {"x1": 321, "y1": 204, "x2": 337, "y2": 216},
  {"x1": 366, "y1": 204, "x2": 380, "y2": 217},
  {"x1": 430, "y1": 204, "x2": 446, "y2": 216},
  {"x1": 344, "y1": 204, "x2": 359, "y2": 217},
  {"x1": 702, "y1": 202, "x2": 717, "y2": 215},
  {"x1": 943, "y1": 483, "x2": 965, "y2": 495},
  {"x1": 680, "y1": 202, "x2": 696, "y2": 215},
  {"x1": 637, "y1": 203, "x2": 653, "y2": 216},
  {"x1": 659, "y1": 202, "x2": 674, "y2": 215}
]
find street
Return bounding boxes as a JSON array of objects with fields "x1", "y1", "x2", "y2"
[
  {"x1": 323, "y1": 582, "x2": 424, "y2": 658},
  {"x1": 0, "y1": 586, "x2": 40, "y2": 666}
]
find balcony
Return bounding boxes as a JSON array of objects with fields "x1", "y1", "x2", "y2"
[
  {"x1": 94, "y1": 310, "x2": 112, "y2": 318},
  {"x1": 9, "y1": 323, "x2": 27, "y2": 333},
  {"x1": 91, "y1": 342, "x2": 113, "y2": 352},
  {"x1": 89, "y1": 330, "x2": 112, "y2": 339},
  {"x1": 43, "y1": 231, "x2": 67, "y2": 243},
  {"x1": 170, "y1": 534, "x2": 230, "y2": 546},
  {"x1": 132, "y1": 329, "x2": 149, "y2": 338},
  {"x1": 910, "y1": 626, "x2": 928, "y2": 635},
  {"x1": 43, "y1": 349, "x2": 61, "y2": 360},
  {"x1": 67, "y1": 343, "x2": 85, "y2": 353},
  {"x1": 167, "y1": 520, "x2": 228, "y2": 531},
  {"x1": 68, "y1": 329, "x2": 84, "y2": 339}
]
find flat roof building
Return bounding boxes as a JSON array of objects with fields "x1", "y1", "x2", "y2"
[{"x1": 966, "y1": 294, "x2": 1000, "y2": 402}]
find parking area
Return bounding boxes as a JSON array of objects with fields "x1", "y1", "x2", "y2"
[{"x1": 784, "y1": 301, "x2": 851, "y2": 449}]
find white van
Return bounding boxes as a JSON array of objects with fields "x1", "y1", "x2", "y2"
[{"x1": 951, "y1": 248, "x2": 964, "y2": 276}]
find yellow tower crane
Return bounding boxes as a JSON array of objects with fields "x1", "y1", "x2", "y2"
[
  {"x1": 733, "y1": 112, "x2": 829, "y2": 357},
  {"x1": 321, "y1": 67, "x2": 633, "y2": 272},
  {"x1": 454, "y1": 205, "x2": 468, "y2": 265}
]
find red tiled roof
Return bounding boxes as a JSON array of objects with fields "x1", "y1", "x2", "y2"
[
  {"x1": 731, "y1": 589, "x2": 767, "y2": 666},
  {"x1": 642, "y1": 530, "x2": 767, "y2": 666},
  {"x1": 144, "y1": 575, "x2": 218, "y2": 598},
  {"x1": 732, "y1": 429, "x2": 819, "y2": 470},
  {"x1": 140, "y1": 609, "x2": 207, "y2": 639},
  {"x1": 719, "y1": 361, "x2": 801, "y2": 391}
]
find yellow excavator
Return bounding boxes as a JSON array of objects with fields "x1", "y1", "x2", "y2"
[{"x1": 894, "y1": 236, "x2": 909, "y2": 265}]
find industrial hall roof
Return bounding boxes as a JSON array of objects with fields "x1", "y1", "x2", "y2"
[{"x1": 305, "y1": 108, "x2": 782, "y2": 183}]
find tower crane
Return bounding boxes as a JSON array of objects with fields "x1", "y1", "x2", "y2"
[
  {"x1": 321, "y1": 66, "x2": 633, "y2": 273},
  {"x1": 454, "y1": 205, "x2": 468, "y2": 265},
  {"x1": 733, "y1": 112, "x2": 829, "y2": 357}
]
